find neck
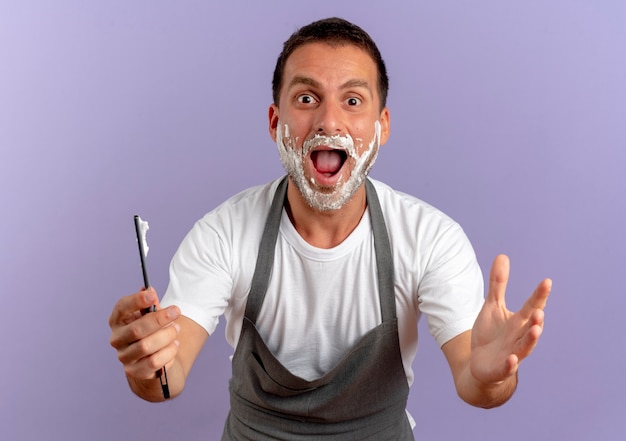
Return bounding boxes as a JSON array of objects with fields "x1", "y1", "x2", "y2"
[{"x1": 285, "y1": 178, "x2": 367, "y2": 249}]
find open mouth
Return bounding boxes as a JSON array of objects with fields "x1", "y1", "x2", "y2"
[{"x1": 310, "y1": 149, "x2": 348, "y2": 177}]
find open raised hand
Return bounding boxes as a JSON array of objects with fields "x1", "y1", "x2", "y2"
[{"x1": 470, "y1": 255, "x2": 552, "y2": 385}]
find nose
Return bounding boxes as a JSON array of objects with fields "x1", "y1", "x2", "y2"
[{"x1": 314, "y1": 100, "x2": 344, "y2": 135}]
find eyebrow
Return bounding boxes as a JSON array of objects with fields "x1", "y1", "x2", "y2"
[
  {"x1": 340, "y1": 79, "x2": 370, "y2": 90},
  {"x1": 289, "y1": 75, "x2": 322, "y2": 90},
  {"x1": 288, "y1": 75, "x2": 372, "y2": 93}
]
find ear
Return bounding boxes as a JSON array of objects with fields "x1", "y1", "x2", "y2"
[
  {"x1": 268, "y1": 104, "x2": 280, "y2": 142},
  {"x1": 378, "y1": 107, "x2": 391, "y2": 146}
]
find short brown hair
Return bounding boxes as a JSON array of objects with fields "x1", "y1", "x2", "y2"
[{"x1": 272, "y1": 17, "x2": 389, "y2": 109}]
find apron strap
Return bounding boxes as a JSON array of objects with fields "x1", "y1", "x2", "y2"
[
  {"x1": 365, "y1": 179, "x2": 396, "y2": 322},
  {"x1": 244, "y1": 176, "x2": 288, "y2": 323}
]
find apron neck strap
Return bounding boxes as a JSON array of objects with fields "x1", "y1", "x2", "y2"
[
  {"x1": 244, "y1": 176, "x2": 288, "y2": 322},
  {"x1": 365, "y1": 178, "x2": 396, "y2": 323}
]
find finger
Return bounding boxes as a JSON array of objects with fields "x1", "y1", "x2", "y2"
[
  {"x1": 125, "y1": 339, "x2": 180, "y2": 380},
  {"x1": 108, "y1": 288, "x2": 158, "y2": 328},
  {"x1": 518, "y1": 278, "x2": 552, "y2": 320},
  {"x1": 110, "y1": 305, "x2": 180, "y2": 350},
  {"x1": 513, "y1": 322, "x2": 544, "y2": 361},
  {"x1": 118, "y1": 321, "x2": 181, "y2": 365},
  {"x1": 532, "y1": 278, "x2": 552, "y2": 310},
  {"x1": 486, "y1": 254, "x2": 510, "y2": 305}
]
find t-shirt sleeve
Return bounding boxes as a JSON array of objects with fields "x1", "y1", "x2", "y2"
[
  {"x1": 160, "y1": 218, "x2": 233, "y2": 336},
  {"x1": 417, "y1": 223, "x2": 484, "y2": 347}
]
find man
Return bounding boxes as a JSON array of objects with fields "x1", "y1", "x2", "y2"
[{"x1": 109, "y1": 17, "x2": 551, "y2": 440}]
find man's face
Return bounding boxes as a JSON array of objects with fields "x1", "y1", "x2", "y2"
[{"x1": 269, "y1": 42, "x2": 390, "y2": 211}]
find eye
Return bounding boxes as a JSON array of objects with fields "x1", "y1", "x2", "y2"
[
  {"x1": 297, "y1": 94, "x2": 317, "y2": 105},
  {"x1": 345, "y1": 97, "x2": 362, "y2": 106}
]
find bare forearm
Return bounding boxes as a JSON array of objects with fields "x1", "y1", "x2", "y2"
[{"x1": 455, "y1": 366, "x2": 518, "y2": 409}]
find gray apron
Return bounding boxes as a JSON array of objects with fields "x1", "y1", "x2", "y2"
[{"x1": 221, "y1": 177, "x2": 414, "y2": 440}]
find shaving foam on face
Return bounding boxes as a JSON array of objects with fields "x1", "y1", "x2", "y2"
[{"x1": 276, "y1": 121, "x2": 381, "y2": 211}]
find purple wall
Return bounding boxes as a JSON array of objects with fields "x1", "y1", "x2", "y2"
[{"x1": 2, "y1": 1, "x2": 624, "y2": 440}]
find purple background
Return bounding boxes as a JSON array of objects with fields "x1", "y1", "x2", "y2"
[{"x1": 2, "y1": 1, "x2": 625, "y2": 440}]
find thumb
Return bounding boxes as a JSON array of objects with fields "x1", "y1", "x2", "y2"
[{"x1": 140, "y1": 286, "x2": 161, "y2": 314}]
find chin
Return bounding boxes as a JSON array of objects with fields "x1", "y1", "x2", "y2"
[{"x1": 296, "y1": 172, "x2": 366, "y2": 212}]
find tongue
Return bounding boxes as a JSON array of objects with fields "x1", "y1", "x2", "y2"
[{"x1": 313, "y1": 150, "x2": 343, "y2": 174}]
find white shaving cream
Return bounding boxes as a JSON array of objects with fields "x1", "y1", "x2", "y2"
[
  {"x1": 137, "y1": 216, "x2": 149, "y2": 256},
  {"x1": 276, "y1": 121, "x2": 381, "y2": 211}
]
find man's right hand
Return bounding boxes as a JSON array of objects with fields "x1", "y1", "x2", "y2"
[{"x1": 109, "y1": 288, "x2": 181, "y2": 383}]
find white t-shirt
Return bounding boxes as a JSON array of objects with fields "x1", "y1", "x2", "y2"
[{"x1": 162, "y1": 178, "x2": 484, "y2": 386}]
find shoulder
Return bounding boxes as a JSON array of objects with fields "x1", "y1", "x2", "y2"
[
  {"x1": 369, "y1": 178, "x2": 477, "y2": 278},
  {"x1": 206, "y1": 178, "x2": 282, "y2": 217},
  {"x1": 194, "y1": 178, "x2": 283, "y2": 230},
  {"x1": 369, "y1": 178, "x2": 460, "y2": 234},
  {"x1": 175, "y1": 177, "x2": 284, "y2": 257}
]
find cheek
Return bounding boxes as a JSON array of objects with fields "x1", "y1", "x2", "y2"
[
  {"x1": 355, "y1": 124, "x2": 379, "y2": 154},
  {"x1": 277, "y1": 121, "x2": 301, "y2": 151}
]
